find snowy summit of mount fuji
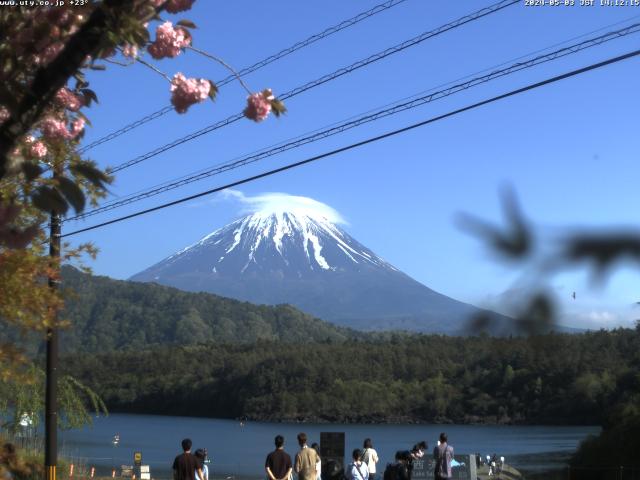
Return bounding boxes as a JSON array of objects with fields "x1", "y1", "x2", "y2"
[
  {"x1": 130, "y1": 192, "x2": 510, "y2": 334},
  {"x1": 168, "y1": 207, "x2": 397, "y2": 275}
]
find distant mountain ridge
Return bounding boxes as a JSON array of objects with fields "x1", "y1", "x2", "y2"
[
  {"x1": 131, "y1": 209, "x2": 512, "y2": 334},
  {"x1": 56, "y1": 266, "x2": 355, "y2": 353}
]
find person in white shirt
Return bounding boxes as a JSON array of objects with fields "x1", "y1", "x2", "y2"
[
  {"x1": 311, "y1": 443, "x2": 321, "y2": 480},
  {"x1": 348, "y1": 449, "x2": 369, "y2": 480},
  {"x1": 362, "y1": 439, "x2": 379, "y2": 480},
  {"x1": 194, "y1": 449, "x2": 208, "y2": 480}
]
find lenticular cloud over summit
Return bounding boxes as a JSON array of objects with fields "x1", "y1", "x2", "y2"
[{"x1": 222, "y1": 190, "x2": 347, "y2": 225}]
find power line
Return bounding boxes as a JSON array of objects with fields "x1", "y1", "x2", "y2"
[
  {"x1": 106, "y1": 0, "x2": 519, "y2": 174},
  {"x1": 65, "y1": 22, "x2": 640, "y2": 223},
  {"x1": 61, "y1": 48, "x2": 640, "y2": 238},
  {"x1": 77, "y1": 13, "x2": 640, "y2": 213},
  {"x1": 76, "y1": 0, "x2": 411, "y2": 155}
]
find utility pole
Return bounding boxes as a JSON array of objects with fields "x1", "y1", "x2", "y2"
[{"x1": 45, "y1": 164, "x2": 62, "y2": 480}]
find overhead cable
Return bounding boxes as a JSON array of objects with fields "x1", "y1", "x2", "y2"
[
  {"x1": 61, "y1": 48, "x2": 640, "y2": 238},
  {"x1": 66, "y1": 22, "x2": 640, "y2": 223},
  {"x1": 106, "y1": 0, "x2": 520, "y2": 174}
]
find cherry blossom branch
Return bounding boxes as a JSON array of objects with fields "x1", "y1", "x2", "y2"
[
  {"x1": 135, "y1": 57, "x2": 172, "y2": 82},
  {"x1": 105, "y1": 57, "x2": 134, "y2": 67},
  {"x1": 0, "y1": 0, "x2": 140, "y2": 180},
  {"x1": 186, "y1": 46, "x2": 252, "y2": 95}
]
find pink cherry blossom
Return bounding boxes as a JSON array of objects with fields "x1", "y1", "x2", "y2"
[
  {"x1": 170, "y1": 73, "x2": 210, "y2": 114},
  {"x1": 40, "y1": 116, "x2": 84, "y2": 140},
  {"x1": 165, "y1": 0, "x2": 196, "y2": 13},
  {"x1": 71, "y1": 117, "x2": 85, "y2": 136},
  {"x1": 122, "y1": 44, "x2": 139, "y2": 58},
  {"x1": 29, "y1": 141, "x2": 48, "y2": 158},
  {"x1": 147, "y1": 21, "x2": 191, "y2": 60},
  {"x1": 55, "y1": 87, "x2": 84, "y2": 111},
  {"x1": 41, "y1": 117, "x2": 70, "y2": 140},
  {"x1": 244, "y1": 90, "x2": 273, "y2": 122}
]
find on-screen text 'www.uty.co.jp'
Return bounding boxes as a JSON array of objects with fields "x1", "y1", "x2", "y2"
[{"x1": 0, "y1": 0, "x2": 88, "y2": 7}]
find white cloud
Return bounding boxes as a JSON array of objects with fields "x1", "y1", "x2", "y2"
[
  {"x1": 561, "y1": 308, "x2": 637, "y2": 330},
  {"x1": 218, "y1": 189, "x2": 348, "y2": 224}
]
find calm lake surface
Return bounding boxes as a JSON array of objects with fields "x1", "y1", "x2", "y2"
[{"x1": 58, "y1": 414, "x2": 599, "y2": 478}]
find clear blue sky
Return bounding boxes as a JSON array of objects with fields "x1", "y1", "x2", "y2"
[{"x1": 66, "y1": 0, "x2": 640, "y2": 328}]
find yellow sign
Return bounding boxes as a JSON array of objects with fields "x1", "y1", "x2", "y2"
[{"x1": 134, "y1": 452, "x2": 142, "y2": 466}]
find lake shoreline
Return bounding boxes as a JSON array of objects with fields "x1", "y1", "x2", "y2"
[
  {"x1": 60, "y1": 413, "x2": 598, "y2": 478},
  {"x1": 104, "y1": 408, "x2": 602, "y2": 427}
]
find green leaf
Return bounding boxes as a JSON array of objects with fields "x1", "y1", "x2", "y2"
[
  {"x1": 56, "y1": 176, "x2": 86, "y2": 214},
  {"x1": 81, "y1": 89, "x2": 99, "y2": 106},
  {"x1": 31, "y1": 186, "x2": 69, "y2": 215},
  {"x1": 70, "y1": 161, "x2": 112, "y2": 189},
  {"x1": 208, "y1": 80, "x2": 218, "y2": 101},
  {"x1": 270, "y1": 98, "x2": 287, "y2": 118},
  {"x1": 75, "y1": 111, "x2": 92, "y2": 127},
  {"x1": 177, "y1": 19, "x2": 197, "y2": 29},
  {"x1": 21, "y1": 162, "x2": 43, "y2": 182},
  {"x1": 74, "y1": 72, "x2": 88, "y2": 90}
]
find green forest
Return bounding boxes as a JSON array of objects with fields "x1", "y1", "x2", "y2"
[
  {"x1": 63, "y1": 327, "x2": 640, "y2": 426},
  {"x1": 2, "y1": 267, "x2": 358, "y2": 354}
]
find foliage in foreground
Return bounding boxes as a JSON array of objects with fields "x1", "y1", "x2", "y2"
[
  {"x1": 0, "y1": 363, "x2": 108, "y2": 434},
  {"x1": 570, "y1": 401, "x2": 640, "y2": 477}
]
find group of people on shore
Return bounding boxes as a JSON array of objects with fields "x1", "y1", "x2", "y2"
[
  {"x1": 264, "y1": 433, "x2": 381, "y2": 480},
  {"x1": 261, "y1": 431, "x2": 454, "y2": 480},
  {"x1": 171, "y1": 432, "x2": 454, "y2": 480}
]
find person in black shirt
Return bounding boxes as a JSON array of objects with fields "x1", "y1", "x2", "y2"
[
  {"x1": 266, "y1": 435, "x2": 293, "y2": 480},
  {"x1": 173, "y1": 438, "x2": 204, "y2": 480}
]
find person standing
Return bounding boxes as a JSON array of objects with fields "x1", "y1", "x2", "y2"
[
  {"x1": 310, "y1": 443, "x2": 321, "y2": 480},
  {"x1": 433, "y1": 433, "x2": 453, "y2": 480},
  {"x1": 348, "y1": 449, "x2": 369, "y2": 480},
  {"x1": 266, "y1": 435, "x2": 293, "y2": 480},
  {"x1": 361, "y1": 439, "x2": 379, "y2": 480},
  {"x1": 173, "y1": 439, "x2": 204, "y2": 480},
  {"x1": 194, "y1": 449, "x2": 208, "y2": 480},
  {"x1": 383, "y1": 451, "x2": 411, "y2": 480},
  {"x1": 294, "y1": 433, "x2": 319, "y2": 480}
]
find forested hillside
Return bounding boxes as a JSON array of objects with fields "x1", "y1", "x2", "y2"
[
  {"x1": 63, "y1": 327, "x2": 640, "y2": 425},
  {"x1": 56, "y1": 266, "x2": 356, "y2": 352}
]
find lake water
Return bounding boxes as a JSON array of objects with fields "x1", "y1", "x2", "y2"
[{"x1": 58, "y1": 414, "x2": 599, "y2": 479}]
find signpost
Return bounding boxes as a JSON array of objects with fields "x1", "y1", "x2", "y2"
[
  {"x1": 412, "y1": 454, "x2": 476, "y2": 480},
  {"x1": 410, "y1": 457, "x2": 429, "y2": 480},
  {"x1": 140, "y1": 465, "x2": 151, "y2": 480},
  {"x1": 134, "y1": 452, "x2": 142, "y2": 467}
]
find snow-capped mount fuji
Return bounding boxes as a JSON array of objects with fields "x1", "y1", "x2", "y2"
[{"x1": 130, "y1": 209, "x2": 507, "y2": 333}]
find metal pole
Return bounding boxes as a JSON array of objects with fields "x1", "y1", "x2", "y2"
[{"x1": 45, "y1": 166, "x2": 62, "y2": 480}]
